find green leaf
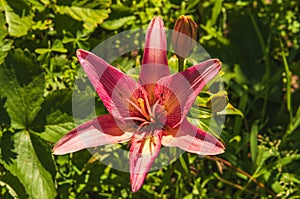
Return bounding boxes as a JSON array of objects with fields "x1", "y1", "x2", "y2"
[
  {"x1": 35, "y1": 39, "x2": 67, "y2": 54},
  {"x1": 2, "y1": 131, "x2": 56, "y2": 199},
  {"x1": 189, "y1": 105, "x2": 212, "y2": 119},
  {"x1": 101, "y1": 16, "x2": 136, "y2": 30},
  {"x1": 220, "y1": 103, "x2": 244, "y2": 118},
  {"x1": 42, "y1": 122, "x2": 74, "y2": 143},
  {"x1": 0, "y1": 0, "x2": 33, "y2": 37},
  {"x1": 200, "y1": 24, "x2": 229, "y2": 45},
  {"x1": 0, "y1": 39, "x2": 13, "y2": 64},
  {"x1": 24, "y1": 0, "x2": 46, "y2": 12},
  {"x1": 62, "y1": 30, "x2": 90, "y2": 49},
  {"x1": 54, "y1": 0, "x2": 111, "y2": 30},
  {"x1": 233, "y1": 86, "x2": 248, "y2": 135},
  {"x1": 0, "y1": 12, "x2": 8, "y2": 40},
  {"x1": 252, "y1": 146, "x2": 275, "y2": 178},
  {"x1": 51, "y1": 39, "x2": 68, "y2": 53},
  {"x1": 178, "y1": 154, "x2": 189, "y2": 176},
  {"x1": 206, "y1": 91, "x2": 229, "y2": 113},
  {"x1": 272, "y1": 154, "x2": 300, "y2": 170},
  {"x1": 7, "y1": 75, "x2": 44, "y2": 128},
  {"x1": 0, "y1": 131, "x2": 17, "y2": 166},
  {"x1": 188, "y1": 91, "x2": 243, "y2": 119},
  {"x1": 32, "y1": 89, "x2": 74, "y2": 143},
  {"x1": 250, "y1": 120, "x2": 259, "y2": 162},
  {"x1": 0, "y1": 97, "x2": 10, "y2": 127},
  {"x1": 0, "y1": 170, "x2": 27, "y2": 199},
  {"x1": 0, "y1": 49, "x2": 42, "y2": 86},
  {"x1": 187, "y1": 116, "x2": 222, "y2": 139},
  {"x1": 0, "y1": 180, "x2": 19, "y2": 198},
  {"x1": 5, "y1": 0, "x2": 31, "y2": 17},
  {"x1": 286, "y1": 105, "x2": 300, "y2": 135},
  {"x1": 0, "y1": 49, "x2": 44, "y2": 128},
  {"x1": 210, "y1": 0, "x2": 222, "y2": 26},
  {"x1": 30, "y1": 133, "x2": 56, "y2": 177},
  {"x1": 35, "y1": 48, "x2": 50, "y2": 55}
]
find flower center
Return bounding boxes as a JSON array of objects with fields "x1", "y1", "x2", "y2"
[{"x1": 124, "y1": 91, "x2": 167, "y2": 134}]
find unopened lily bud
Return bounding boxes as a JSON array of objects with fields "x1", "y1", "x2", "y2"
[
  {"x1": 172, "y1": 16, "x2": 198, "y2": 59},
  {"x1": 206, "y1": 91, "x2": 229, "y2": 112}
]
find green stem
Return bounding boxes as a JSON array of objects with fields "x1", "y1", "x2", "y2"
[
  {"x1": 206, "y1": 156, "x2": 277, "y2": 198},
  {"x1": 249, "y1": 10, "x2": 271, "y2": 121},
  {"x1": 280, "y1": 38, "x2": 294, "y2": 144},
  {"x1": 178, "y1": 56, "x2": 184, "y2": 72},
  {"x1": 280, "y1": 38, "x2": 293, "y2": 120},
  {"x1": 261, "y1": 36, "x2": 271, "y2": 120}
]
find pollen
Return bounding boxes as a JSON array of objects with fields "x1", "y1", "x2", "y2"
[
  {"x1": 137, "y1": 98, "x2": 146, "y2": 112},
  {"x1": 137, "y1": 98, "x2": 150, "y2": 120}
]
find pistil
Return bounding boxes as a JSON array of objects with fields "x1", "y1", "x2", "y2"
[{"x1": 124, "y1": 93, "x2": 167, "y2": 135}]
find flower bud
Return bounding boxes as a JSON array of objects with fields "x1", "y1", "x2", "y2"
[
  {"x1": 206, "y1": 91, "x2": 229, "y2": 113},
  {"x1": 172, "y1": 16, "x2": 198, "y2": 59}
]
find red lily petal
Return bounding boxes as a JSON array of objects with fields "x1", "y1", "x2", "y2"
[
  {"x1": 156, "y1": 59, "x2": 221, "y2": 127},
  {"x1": 52, "y1": 114, "x2": 132, "y2": 155},
  {"x1": 77, "y1": 49, "x2": 140, "y2": 121},
  {"x1": 162, "y1": 119, "x2": 225, "y2": 155},
  {"x1": 139, "y1": 16, "x2": 169, "y2": 85},
  {"x1": 130, "y1": 130, "x2": 162, "y2": 192}
]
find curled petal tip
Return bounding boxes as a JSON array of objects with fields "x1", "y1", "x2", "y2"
[
  {"x1": 205, "y1": 138, "x2": 226, "y2": 155},
  {"x1": 131, "y1": 183, "x2": 140, "y2": 193},
  {"x1": 214, "y1": 141, "x2": 226, "y2": 154},
  {"x1": 52, "y1": 144, "x2": 70, "y2": 155},
  {"x1": 76, "y1": 49, "x2": 89, "y2": 60},
  {"x1": 214, "y1": 59, "x2": 222, "y2": 66}
]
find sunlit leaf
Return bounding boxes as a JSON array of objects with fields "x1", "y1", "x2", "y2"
[
  {"x1": 25, "y1": 0, "x2": 45, "y2": 12},
  {"x1": 286, "y1": 105, "x2": 300, "y2": 135},
  {"x1": 1, "y1": 131, "x2": 56, "y2": 199},
  {"x1": 54, "y1": 0, "x2": 111, "y2": 30},
  {"x1": 0, "y1": 0, "x2": 33, "y2": 37},
  {"x1": 51, "y1": 39, "x2": 68, "y2": 53},
  {"x1": 0, "y1": 39, "x2": 13, "y2": 64},
  {"x1": 35, "y1": 39, "x2": 67, "y2": 54},
  {"x1": 0, "y1": 179, "x2": 20, "y2": 199},
  {"x1": 219, "y1": 103, "x2": 244, "y2": 118},
  {"x1": 101, "y1": 16, "x2": 136, "y2": 30},
  {"x1": 0, "y1": 12, "x2": 8, "y2": 40},
  {"x1": 210, "y1": 0, "x2": 222, "y2": 26}
]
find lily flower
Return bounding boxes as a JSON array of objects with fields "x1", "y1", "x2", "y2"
[{"x1": 53, "y1": 16, "x2": 225, "y2": 192}]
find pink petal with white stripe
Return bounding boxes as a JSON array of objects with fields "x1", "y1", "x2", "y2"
[
  {"x1": 139, "y1": 16, "x2": 169, "y2": 85},
  {"x1": 77, "y1": 49, "x2": 140, "y2": 121},
  {"x1": 53, "y1": 114, "x2": 132, "y2": 155},
  {"x1": 130, "y1": 130, "x2": 162, "y2": 192},
  {"x1": 162, "y1": 119, "x2": 225, "y2": 155},
  {"x1": 156, "y1": 59, "x2": 221, "y2": 127}
]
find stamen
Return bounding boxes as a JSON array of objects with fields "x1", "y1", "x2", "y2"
[
  {"x1": 137, "y1": 98, "x2": 149, "y2": 118},
  {"x1": 126, "y1": 98, "x2": 150, "y2": 120},
  {"x1": 142, "y1": 91, "x2": 152, "y2": 118},
  {"x1": 123, "y1": 117, "x2": 147, "y2": 122}
]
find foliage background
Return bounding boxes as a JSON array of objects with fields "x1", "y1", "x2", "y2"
[{"x1": 0, "y1": 0, "x2": 300, "y2": 198}]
